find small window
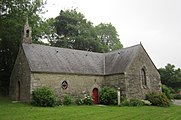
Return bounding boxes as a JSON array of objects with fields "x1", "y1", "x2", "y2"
[
  {"x1": 26, "y1": 30, "x2": 29, "y2": 37},
  {"x1": 61, "y1": 80, "x2": 68, "y2": 89},
  {"x1": 141, "y1": 68, "x2": 147, "y2": 86}
]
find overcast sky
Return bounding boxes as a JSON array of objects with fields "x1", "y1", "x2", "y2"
[{"x1": 43, "y1": 0, "x2": 181, "y2": 69}]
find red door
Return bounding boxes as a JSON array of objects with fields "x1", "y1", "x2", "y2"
[{"x1": 92, "y1": 88, "x2": 99, "y2": 104}]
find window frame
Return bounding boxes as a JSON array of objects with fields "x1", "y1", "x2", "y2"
[{"x1": 141, "y1": 67, "x2": 147, "y2": 88}]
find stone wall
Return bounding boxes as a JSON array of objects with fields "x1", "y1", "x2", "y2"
[
  {"x1": 9, "y1": 44, "x2": 161, "y2": 102},
  {"x1": 125, "y1": 46, "x2": 161, "y2": 99},
  {"x1": 9, "y1": 46, "x2": 31, "y2": 102},
  {"x1": 104, "y1": 74, "x2": 126, "y2": 97},
  {"x1": 31, "y1": 73, "x2": 104, "y2": 99}
]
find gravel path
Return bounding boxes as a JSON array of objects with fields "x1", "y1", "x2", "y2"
[{"x1": 173, "y1": 100, "x2": 181, "y2": 106}]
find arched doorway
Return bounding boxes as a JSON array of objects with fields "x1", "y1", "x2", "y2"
[
  {"x1": 16, "y1": 81, "x2": 20, "y2": 101},
  {"x1": 92, "y1": 88, "x2": 99, "y2": 104}
]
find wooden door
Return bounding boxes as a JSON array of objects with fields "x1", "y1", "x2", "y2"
[{"x1": 92, "y1": 88, "x2": 99, "y2": 104}]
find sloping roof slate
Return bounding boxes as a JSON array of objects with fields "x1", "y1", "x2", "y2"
[
  {"x1": 22, "y1": 43, "x2": 141, "y2": 75},
  {"x1": 105, "y1": 45, "x2": 140, "y2": 74},
  {"x1": 23, "y1": 44, "x2": 104, "y2": 75}
]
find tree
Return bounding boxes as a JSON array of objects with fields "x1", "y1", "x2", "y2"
[
  {"x1": 0, "y1": 0, "x2": 46, "y2": 95},
  {"x1": 95, "y1": 23, "x2": 123, "y2": 51},
  {"x1": 159, "y1": 64, "x2": 181, "y2": 89},
  {"x1": 53, "y1": 9, "x2": 104, "y2": 52},
  {"x1": 38, "y1": 18, "x2": 57, "y2": 43},
  {"x1": 51, "y1": 9, "x2": 123, "y2": 53}
]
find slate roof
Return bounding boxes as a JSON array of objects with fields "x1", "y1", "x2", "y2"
[
  {"x1": 22, "y1": 43, "x2": 141, "y2": 75},
  {"x1": 105, "y1": 45, "x2": 140, "y2": 74}
]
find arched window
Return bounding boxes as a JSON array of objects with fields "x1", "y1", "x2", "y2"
[{"x1": 141, "y1": 68, "x2": 147, "y2": 86}]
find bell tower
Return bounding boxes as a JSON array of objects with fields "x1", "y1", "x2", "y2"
[{"x1": 23, "y1": 18, "x2": 32, "y2": 44}]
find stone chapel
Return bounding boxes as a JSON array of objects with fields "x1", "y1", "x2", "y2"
[{"x1": 9, "y1": 21, "x2": 161, "y2": 103}]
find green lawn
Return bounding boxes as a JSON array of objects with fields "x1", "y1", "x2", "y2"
[{"x1": 0, "y1": 98, "x2": 181, "y2": 120}]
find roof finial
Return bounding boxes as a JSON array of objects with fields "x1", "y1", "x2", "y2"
[{"x1": 26, "y1": 17, "x2": 29, "y2": 26}]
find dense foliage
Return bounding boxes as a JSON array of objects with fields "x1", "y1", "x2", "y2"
[
  {"x1": 159, "y1": 64, "x2": 181, "y2": 99},
  {"x1": 95, "y1": 23, "x2": 123, "y2": 51},
  {"x1": 32, "y1": 86, "x2": 57, "y2": 107},
  {"x1": 0, "y1": 0, "x2": 46, "y2": 95},
  {"x1": 146, "y1": 92, "x2": 170, "y2": 107},
  {"x1": 63, "y1": 95, "x2": 72, "y2": 105},
  {"x1": 159, "y1": 64, "x2": 181, "y2": 89},
  {"x1": 173, "y1": 94, "x2": 181, "y2": 99},
  {"x1": 120, "y1": 99, "x2": 145, "y2": 106},
  {"x1": 49, "y1": 9, "x2": 123, "y2": 53},
  {"x1": 99, "y1": 87, "x2": 117, "y2": 105},
  {"x1": 162, "y1": 85, "x2": 173, "y2": 99}
]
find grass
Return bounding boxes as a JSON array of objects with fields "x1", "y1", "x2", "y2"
[{"x1": 0, "y1": 98, "x2": 181, "y2": 120}]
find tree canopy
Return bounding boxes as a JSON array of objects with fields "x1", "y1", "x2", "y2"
[
  {"x1": 0, "y1": 0, "x2": 46, "y2": 95},
  {"x1": 49, "y1": 9, "x2": 123, "y2": 53},
  {"x1": 95, "y1": 23, "x2": 123, "y2": 51},
  {"x1": 159, "y1": 64, "x2": 181, "y2": 89},
  {"x1": 53, "y1": 9, "x2": 103, "y2": 52}
]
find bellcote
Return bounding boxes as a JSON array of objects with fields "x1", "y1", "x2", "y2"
[{"x1": 23, "y1": 18, "x2": 32, "y2": 44}]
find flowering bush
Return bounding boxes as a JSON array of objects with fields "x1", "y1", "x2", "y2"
[
  {"x1": 75, "y1": 98, "x2": 84, "y2": 105},
  {"x1": 83, "y1": 95, "x2": 93, "y2": 105},
  {"x1": 76, "y1": 95, "x2": 93, "y2": 105}
]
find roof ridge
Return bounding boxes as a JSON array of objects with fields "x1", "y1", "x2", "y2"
[
  {"x1": 23, "y1": 43, "x2": 103, "y2": 55},
  {"x1": 23, "y1": 43, "x2": 141, "y2": 55},
  {"x1": 105, "y1": 44, "x2": 141, "y2": 54}
]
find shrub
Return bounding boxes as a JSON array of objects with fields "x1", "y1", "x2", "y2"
[
  {"x1": 173, "y1": 94, "x2": 181, "y2": 99},
  {"x1": 82, "y1": 95, "x2": 93, "y2": 105},
  {"x1": 99, "y1": 87, "x2": 117, "y2": 105},
  {"x1": 146, "y1": 92, "x2": 170, "y2": 107},
  {"x1": 176, "y1": 89, "x2": 181, "y2": 93},
  {"x1": 32, "y1": 86, "x2": 57, "y2": 107},
  {"x1": 75, "y1": 98, "x2": 84, "y2": 105},
  {"x1": 141, "y1": 100, "x2": 152, "y2": 106},
  {"x1": 121, "y1": 99, "x2": 145, "y2": 106},
  {"x1": 63, "y1": 95, "x2": 72, "y2": 105},
  {"x1": 56, "y1": 99, "x2": 62, "y2": 106},
  {"x1": 75, "y1": 95, "x2": 93, "y2": 105},
  {"x1": 162, "y1": 85, "x2": 173, "y2": 99},
  {"x1": 129, "y1": 99, "x2": 145, "y2": 106}
]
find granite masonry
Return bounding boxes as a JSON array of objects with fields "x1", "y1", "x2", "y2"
[{"x1": 9, "y1": 21, "x2": 161, "y2": 103}]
